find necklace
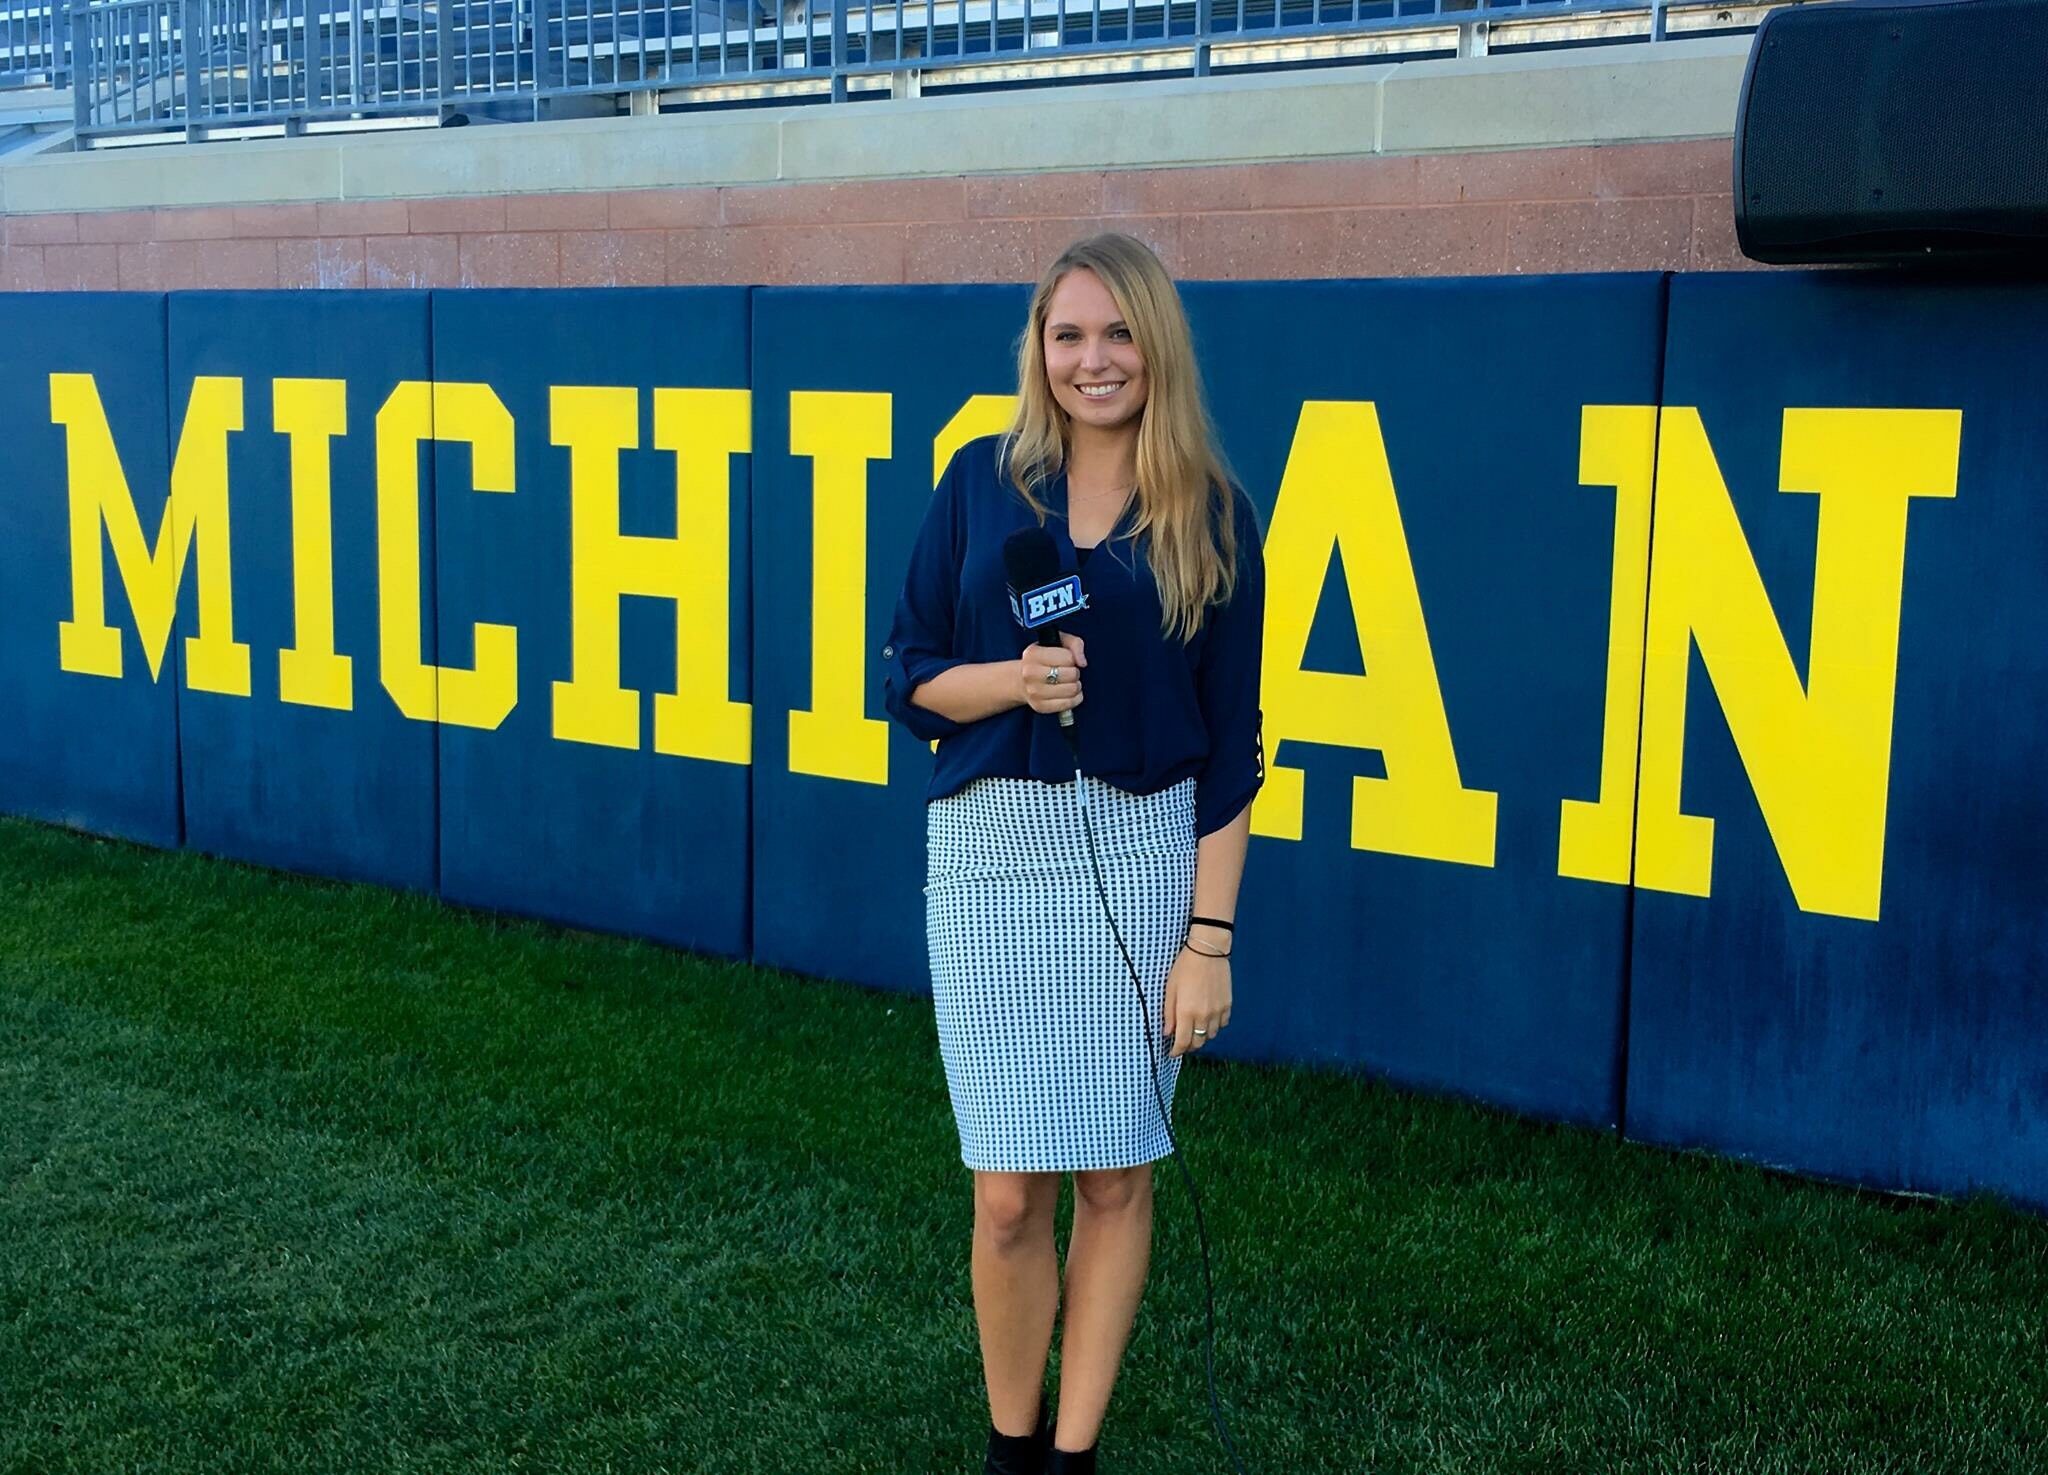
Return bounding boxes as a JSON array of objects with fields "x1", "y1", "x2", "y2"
[{"x1": 1068, "y1": 481, "x2": 1131, "y2": 550}]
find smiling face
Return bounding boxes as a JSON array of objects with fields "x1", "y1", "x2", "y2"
[{"x1": 1042, "y1": 266, "x2": 1150, "y2": 432}]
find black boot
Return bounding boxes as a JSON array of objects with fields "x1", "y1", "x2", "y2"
[
  {"x1": 982, "y1": 1393, "x2": 1053, "y2": 1475},
  {"x1": 1045, "y1": 1443, "x2": 1098, "y2": 1475}
]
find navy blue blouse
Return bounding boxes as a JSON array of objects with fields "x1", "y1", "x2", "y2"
[{"x1": 881, "y1": 434, "x2": 1265, "y2": 839}]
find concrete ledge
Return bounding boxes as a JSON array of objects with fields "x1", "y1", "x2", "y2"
[
  {"x1": 779, "y1": 64, "x2": 1399, "y2": 181},
  {"x1": 2, "y1": 135, "x2": 342, "y2": 212},
  {"x1": 340, "y1": 109, "x2": 781, "y2": 200},
  {"x1": 0, "y1": 86, "x2": 72, "y2": 125},
  {"x1": 0, "y1": 36, "x2": 1752, "y2": 216},
  {"x1": 1379, "y1": 37, "x2": 1749, "y2": 153}
]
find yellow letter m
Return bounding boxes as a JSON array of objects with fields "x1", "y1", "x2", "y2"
[{"x1": 52, "y1": 373, "x2": 249, "y2": 694}]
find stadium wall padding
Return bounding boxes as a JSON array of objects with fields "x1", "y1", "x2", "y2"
[
  {"x1": 1621, "y1": 273, "x2": 2048, "y2": 1209},
  {"x1": 0, "y1": 293, "x2": 183, "y2": 849},
  {"x1": 749, "y1": 284, "x2": 1034, "y2": 995},
  {"x1": 429, "y1": 289, "x2": 753, "y2": 956},
  {"x1": 0, "y1": 275, "x2": 2040, "y2": 1212},
  {"x1": 168, "y1": 291, "x2": 438, "y2": 892},
  {"x1": 1186, "y1": 275, "x2": 1662, "y2": 1130}
]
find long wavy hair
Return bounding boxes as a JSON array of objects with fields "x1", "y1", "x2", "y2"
[{"x1": 1000, "y1": 233, "x2": 1241, "y2": 644}]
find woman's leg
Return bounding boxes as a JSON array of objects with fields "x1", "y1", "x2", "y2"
[
  {"x1": 1052, "y1": 1162, "x2": 1155, "y2": 1452},
  {"x1": 972, "y1": 1169, "x2": 1063, "y2": 1436}
]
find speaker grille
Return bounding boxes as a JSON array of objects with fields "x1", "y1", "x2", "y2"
[{"x1": 1739, "y1": 0, "x2": 2048, "y2": 256}]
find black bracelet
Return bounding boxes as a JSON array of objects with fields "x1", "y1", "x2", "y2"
[{"x1": 1188, "y1": 915, "x2": 1235, "y2": 934}]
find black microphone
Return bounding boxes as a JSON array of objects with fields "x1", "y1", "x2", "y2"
[{"x1": 1002, "y1": 525, "x2": 1085, "y2": 757}]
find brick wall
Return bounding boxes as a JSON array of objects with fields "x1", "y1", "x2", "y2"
[{"x1": 0, "y1": 139, "x2": 1755, "y2": 292}]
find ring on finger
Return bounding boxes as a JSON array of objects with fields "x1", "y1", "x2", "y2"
[{"x1": 1045, "y1": 667, "x2": 1061, "y2": 685}]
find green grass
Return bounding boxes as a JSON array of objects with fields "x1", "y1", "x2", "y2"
[{"x1": 0, "y1": 816, "x2": 2043, "y2": 1475}]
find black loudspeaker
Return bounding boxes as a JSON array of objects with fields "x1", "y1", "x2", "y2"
[{"x1": 1733, "y1": 0, "x2": 2048, "y2": 265}]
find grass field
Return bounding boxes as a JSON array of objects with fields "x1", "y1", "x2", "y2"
[{"x1": 1, "y1": 815, "x2": 2043, "y2": 1475}]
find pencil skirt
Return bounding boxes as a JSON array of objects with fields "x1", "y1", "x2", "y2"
[{"x1": 924, "y1": 773, "x2": 1195, "y2": 1173}]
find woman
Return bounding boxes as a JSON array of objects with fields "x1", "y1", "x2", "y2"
[{"x1": 882, "y1": 233, "x2": 1265, "y2": 1475}]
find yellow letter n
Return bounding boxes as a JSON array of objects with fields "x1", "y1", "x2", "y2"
[{"x1": 1564, "y1": 406, "x2": 1961, "y2": 922}]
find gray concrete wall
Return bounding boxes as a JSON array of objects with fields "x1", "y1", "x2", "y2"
[{"x1": 0, "y1": 37, "x2": 1751, "y2": 217}]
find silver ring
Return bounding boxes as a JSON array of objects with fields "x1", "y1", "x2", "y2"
[
  {"x1": 1193, "y1": 1028, "x2": 1207, "y2": 1036},
  {"x1": 1045, "y1": 668, "x2": 1060, "y2": 684}
]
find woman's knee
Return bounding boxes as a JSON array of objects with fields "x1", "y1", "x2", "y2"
[
  {"x1": 1073, "y1": 1163, "x2": 1152, "y2": 1215},
  {"x1": 973, "y1": 1170, "x2": 1058, "y2": 1247}
]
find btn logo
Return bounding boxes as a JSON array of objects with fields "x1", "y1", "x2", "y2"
[{"x1": 1009, "y1": 574, "x2": 1086, "y2": 630}]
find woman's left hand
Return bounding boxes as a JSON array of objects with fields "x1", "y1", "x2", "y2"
[{"x1": 1162, "y1": 945, "x2": 1233, "y2": 1058}]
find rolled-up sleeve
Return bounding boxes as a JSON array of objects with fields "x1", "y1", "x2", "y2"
[
  {"x1": 1193, "y1": 487, "x2": 1266, "y2": 838},
  {"x1": 881, "y1": 456, "x2": 973, "y2": 744}
]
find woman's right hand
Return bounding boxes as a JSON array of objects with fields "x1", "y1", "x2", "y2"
[{"x1": 1020, "y1": 633, "x2": 1086, "y2": 715}]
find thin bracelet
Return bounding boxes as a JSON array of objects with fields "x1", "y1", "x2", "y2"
[{"x1": 1182, "y1": 940, "x2": 1231, "y2": 959}]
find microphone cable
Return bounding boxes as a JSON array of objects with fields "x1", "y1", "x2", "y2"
[{"x1": 1071, "y1": 767, "x2": 1251, "y2": 1475}]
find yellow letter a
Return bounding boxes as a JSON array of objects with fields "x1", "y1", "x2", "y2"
[{"x1": 1252, "y1": 401, "x2": 1497, "y2": 865}]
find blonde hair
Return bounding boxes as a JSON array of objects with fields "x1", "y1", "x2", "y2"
[{"x1": 999, "y1": 232, "x2": 1242, "y2": 644}]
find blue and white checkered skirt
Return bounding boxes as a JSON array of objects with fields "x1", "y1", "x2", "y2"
[{"x1": 925, "y1": 773, "x2": 1195, "y2": 1173}]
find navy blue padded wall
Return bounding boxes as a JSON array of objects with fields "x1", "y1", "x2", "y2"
[
  {"x1": 0, "y1": 293, "x2": 181, "y2": 848},
  {"x1": 1626, "y1": 273, "x2": 2048, "y2": 1209},
  {"x1": 1193, "y1": 276, "x2": 1663, "y2": 1127},
  {"x1": 168, "y1": 292, "x2": 436, "y2": 891},
  {"x1": 750, "y1": 284, "x2": 1031, "y2": 993},
  {"x1": 431, "y1": 289, "x2": 751, "y2": 955},
  {"x1": 753, "y1": 276, "x2": 1661, "y2": 1129}
]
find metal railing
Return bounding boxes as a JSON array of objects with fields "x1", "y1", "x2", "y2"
[
  {"x1": 2, "y1": 0, "x2": 69, "y2": 84},
  {"x1": 46, "y1": 0, "x2": 1751, "y2": 142}
]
